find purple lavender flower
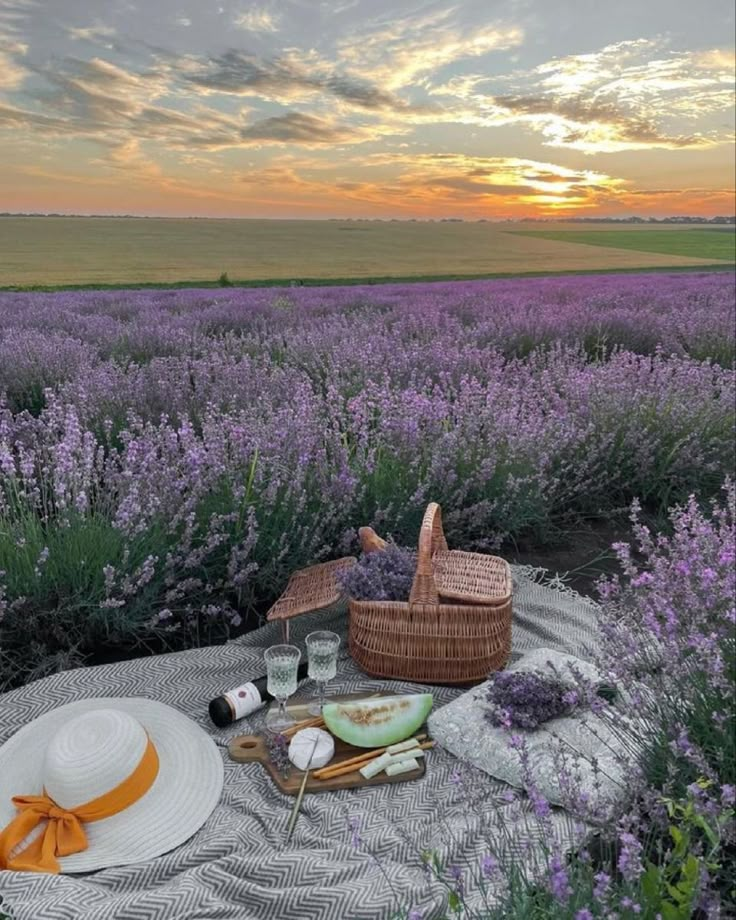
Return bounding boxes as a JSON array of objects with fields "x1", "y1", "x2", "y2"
[
  {"x1": 529, "y1": 786, "x2": 552, "y2": 819},
  {"x1": 337, "y1": 544, "x2": 416, "y2": 602},
  {"x1": 593, "y1": 870, "x2": 611, "y2": 900},
  {"x1": 575, "y1": 910, "x2": 594, "y2": 920},
  {"x1": 547, "y1": 852, "x2": 572, "y2": 903},
  {"x1": 485, "y1": 669, "x2": 582, "y2": 730},
  {"x1": 447, "y1": 864, "x2": 464, "y2": 897},
  {"x1": 347, "y1": 816, "x2": 361, "y2": 850},
  {"x1": 265, "y1": 732, "x2": 291, "y2": 779},
  {"x1": 449, "y1": 767, "x2": 463, "y2": 787},
  {"x1": 481, "y1": 854, "x2": 499, "y2": 879},
  {"x1": 617, "y1": 832, "x2": 643, "y2": 883}
]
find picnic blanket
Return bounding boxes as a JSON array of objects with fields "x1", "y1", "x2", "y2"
[{"x1": 0, "y1": 567, "x2": 601, "y2": 920}]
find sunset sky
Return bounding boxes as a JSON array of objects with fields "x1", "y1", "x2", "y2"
[{"x1": 0, "y1": 0, "x2": 734, "y2": 219}]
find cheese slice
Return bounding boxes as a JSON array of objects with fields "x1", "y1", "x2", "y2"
[
  {"x1": 387, "y1": 748, "x2": 425, "y2": 765},
  {"x1": 387, "y1": 738, "x2": 420, "y2": 755},
  {"x1": 385, "y1": 758, "x2": 420, "y2": 776},
  {"x1": 359, "y1": 752, "x2": 391, "y2": 779}
]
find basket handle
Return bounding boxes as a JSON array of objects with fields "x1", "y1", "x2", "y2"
[
  {"x1": 408, "y1": 502, "x2": 449, "y2": 607},
  {"x1": 358, "y1": 526, "x2": 388, "y2": 554}
]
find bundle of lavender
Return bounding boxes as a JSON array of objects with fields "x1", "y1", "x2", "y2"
[
  {"x1": 337, "y1": 544, "x2": 416, "y2": 603},
  {"x1": 483, "y1": 669, "x2": 583, "y2": 730}
]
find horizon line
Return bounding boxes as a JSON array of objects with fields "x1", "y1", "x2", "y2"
[{"x1": 2, "y1": 213, "x2": 735, "y2": 222}]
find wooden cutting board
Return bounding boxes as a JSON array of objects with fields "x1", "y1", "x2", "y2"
[{"x1": 228, "y1": 693, "x2": 427, "y2": 796}]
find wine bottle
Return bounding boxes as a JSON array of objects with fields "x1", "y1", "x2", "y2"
[{"x1": 208, "y1": 661, "x2": 310, "y2": 727}]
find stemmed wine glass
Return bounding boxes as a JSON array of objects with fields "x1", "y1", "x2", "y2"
[
  {"x1": 264, "y1": 644, "x2": 301, "y2": 732},
  {"x1": 306, "y1": 631, "x2": 340, "y2": 716}
]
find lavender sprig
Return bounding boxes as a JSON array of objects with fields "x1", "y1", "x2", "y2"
[{"x1": 265, "y1": 732, "x2": 292, "y2": 779}]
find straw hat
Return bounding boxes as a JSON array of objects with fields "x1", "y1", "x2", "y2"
[{"x1": 0, "y1": 698, "x2": 224, "y2": 874}]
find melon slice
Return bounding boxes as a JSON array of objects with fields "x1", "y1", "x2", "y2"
[{"x1": 322, "y1": 694, "x2": 433, "y2": 748}]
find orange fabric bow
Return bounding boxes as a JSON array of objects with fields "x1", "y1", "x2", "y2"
[{"x1": 0, "y1": 737, "x2": 159, "y2": 874}]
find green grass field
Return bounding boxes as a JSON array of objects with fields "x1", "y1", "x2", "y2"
[
  {"x1": 511, "y1": 228, "x2": 736, "y2": 261},
  {"x1": 0, "y1": 218, "x2": 732, "y2": 287}
]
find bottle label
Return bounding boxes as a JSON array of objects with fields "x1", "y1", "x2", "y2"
[{"x1": 223, "y1": 682, "x2": 263, "y2": 720}]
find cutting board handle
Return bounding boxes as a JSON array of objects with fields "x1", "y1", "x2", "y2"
[{"x1": 228, "y1": 734, "x2": 269, "y2": 764}]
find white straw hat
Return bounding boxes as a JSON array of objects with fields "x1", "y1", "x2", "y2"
[{"x1": 0, "y1": 698, "x2": 223, "y2": 874}]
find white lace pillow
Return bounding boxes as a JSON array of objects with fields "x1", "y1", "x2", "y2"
[{"x1": 428, "y1": 647, "x2": 634, "y2": 823}]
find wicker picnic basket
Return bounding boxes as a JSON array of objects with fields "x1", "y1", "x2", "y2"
[{"x1": 349, "y1": 503, "x2": 512, "y2": 685}]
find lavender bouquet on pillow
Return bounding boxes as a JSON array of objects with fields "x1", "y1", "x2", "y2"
[
  {"x1": 338, "y1": 544, "x2": 417, "y2": 602},
  {"x1": 484, "y1": 669, "x2": 581, "y2": 730}
]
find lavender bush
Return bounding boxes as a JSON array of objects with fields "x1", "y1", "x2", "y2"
[
  {"x1": 0, "y1": 273, "x2": 734, "y2": 688},
  {"x1": 380, "y1": 483, "x2": 735, "y2": 919},
  {"x1": 337, "y1": 545, "x2": 417, "y2": 601}
]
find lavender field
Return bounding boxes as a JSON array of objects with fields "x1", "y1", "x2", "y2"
[{"x1": 0, "y1": 271, "x2": 734, "y2": 688}]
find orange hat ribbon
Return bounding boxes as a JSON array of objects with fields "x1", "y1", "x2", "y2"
[{"x1": 0, "y1": 737, "x2": 159, "y2": 874}]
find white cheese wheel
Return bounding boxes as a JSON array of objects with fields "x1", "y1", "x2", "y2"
[{"x1": 288, "y1": 727, "x2": 335, "y2": 771}]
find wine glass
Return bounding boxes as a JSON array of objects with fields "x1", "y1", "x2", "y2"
[
  {"x1": 264, "y1": 644, "x2": 301, "y2": 733},
  {"x1": 306, "y1": 630, "x2": 340, "y2": 716}
]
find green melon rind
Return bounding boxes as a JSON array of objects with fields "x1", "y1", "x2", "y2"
[{"x1": 322, "y1": 694, "x2": 433, "y2": 748}]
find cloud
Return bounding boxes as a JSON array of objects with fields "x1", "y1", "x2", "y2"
[
  {"x1": 324, "y1": 74, "x2": 406, "y2": 111},
  {"x1": 33, "y1": 57, "x2": 168, "y2": 129},
  {"x1": 0, "y1": 37, "x2": 28, "y2": 89},
  {"x1": 239, "y1": 112, "x2": 365, "y2": 145},
  {"x1": 183, "y1": 48, "x2": 419, "y2": 113},
  {"x1": 427, "y1": 37, "x2": 734, "y2": 152},
  {"x1": 0, "y1": 0, "x2": 37, "y2": 37},
  {"x1": 323, "y1": 0, "x2": 359, "y2": 12},
  {"x1": 184, "y1": 49, "x2": 318, "y2": 101},
  {"x1": 233, "y1": 6, "x2": 280, "y2": 33},
  {"x1": 66, "y1": 23, "x2": 117, "y2": 43},
  {"x1": 490, "y1": 94, "x2": 711, "y2": 152},
  {"x1": 98, "y1": 138, "x2": 162, "y2": 179},
  {"x1": 239, "y1": 165, "x2": 301, "y2": 185},
  {"x1": 534, "y1": 39, "x2": 654, "y2": 96},
  {"x1": 520, "y1": 170, "x2": 589, "y2": 184},
  {"x1": 534, "y1": 39, "x2": 734, "y2": 107},
  {"x1": 1, "y1": 54, "x2": 246, "y2": 155},
  {"x1": 0, "y1": 92, "x2": 245, "y2": 153},
  {"x1": 613, "y1": 185, "x2": 736, "y2": 215},
  {"x1": 693, "y1": 48, "x2": 736, "y2": 72},
  {"x1": 226, "y1": 152, "x2": 622, "y2": 215},
  {"x1": 3, "y1": 49, "x2": 375, "y2": 154},
  {"x1": 336, "y1": 8, "x2": 523, "y2": 90},
  {"x1": 283, "y1": 152, "x2": 627, "y2": 214},
  {"x1": 0, "y1": 101, "x2": 72, "y2": 132}
]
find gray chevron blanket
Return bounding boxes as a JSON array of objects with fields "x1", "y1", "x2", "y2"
[{"x1": 0, "y1": 568, "x2": 600, "y2": 920}]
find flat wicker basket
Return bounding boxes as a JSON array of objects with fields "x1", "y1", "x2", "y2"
[
  {"x1": 349, "y1": 503, "x2": 512, "y2": 685},
  {"x1": 266, "y1": 557, "x2": 356, "y2": 642}
]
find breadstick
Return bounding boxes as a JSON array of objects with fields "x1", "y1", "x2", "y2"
[
  {"x1": 281, "y1": 715, "x2": 325, "y2": 739},
  {"x1": 312, "y1": 734, "x2": 427, "y2": 779},
  {"x1": 315, "y1": 740, "x2": 434, "y2": 781}
]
